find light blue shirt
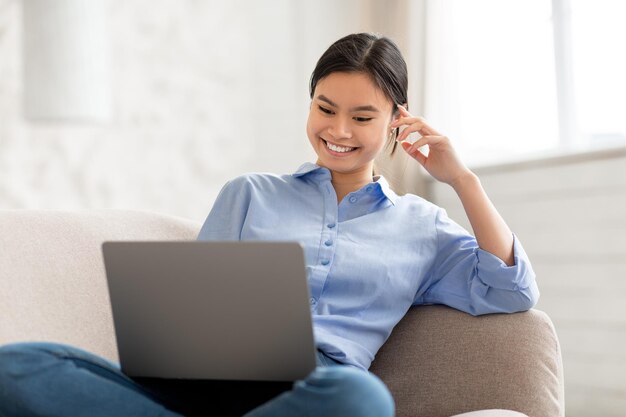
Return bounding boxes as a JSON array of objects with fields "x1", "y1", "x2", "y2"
[{"x1": 198, "y1": 162, "x2": 539, "y2": 371}]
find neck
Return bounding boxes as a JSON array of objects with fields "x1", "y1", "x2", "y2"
[{"x1": 324, "y1": 163, "x2": 374, "y2": 203}]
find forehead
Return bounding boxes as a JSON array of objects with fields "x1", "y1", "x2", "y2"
[{"x1": 314, "y1": 72, "x2": 392, "y2": 111}]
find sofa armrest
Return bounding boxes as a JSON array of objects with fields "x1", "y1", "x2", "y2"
[{"x1": 369, "y1": 305, "x2": 564, "y2": 417}]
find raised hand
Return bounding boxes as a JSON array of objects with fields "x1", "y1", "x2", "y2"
[{"x1": 390, "y1": 105, "x2": 472, "y2": 189}]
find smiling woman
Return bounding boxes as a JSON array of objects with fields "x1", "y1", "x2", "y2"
[
  {"x1": 307, "y1": 72, "x2": 394, "y2": 200},
  {"x1": 0, "y1": 32, "x2": 539, "y2": 417},
  {"x1": 306, "y1": 34, "x2": 408, "y2": 203}
]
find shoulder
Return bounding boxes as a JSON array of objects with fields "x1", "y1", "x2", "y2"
[
  {"x1": 220, "y1": 172, "x2": 302, "y2": 198},
  {"x1": 395, "y1": 193, "x2": 464, "y2": 235},
  {"x1": 393, "y1": 192, "x2": 442, "y2": 218},
  {"x1": 379, "y1": 191, "x2": 445, "y2": 239},
  {"x1": 226, "y1": 172, "x2": 294, "y2": 189}
]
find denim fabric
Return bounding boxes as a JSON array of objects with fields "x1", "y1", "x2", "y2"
[{"x1": 0, "y1": 342, "x2": 394, "y2": 417}]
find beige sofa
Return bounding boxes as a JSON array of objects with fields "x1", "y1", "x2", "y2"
[{"x1": 0, "y1": 210, "x2": 564, "y2": 417}]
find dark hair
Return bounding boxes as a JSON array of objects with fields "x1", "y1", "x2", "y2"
[{"x1": 309, "y1": 33, "x2": 408, "y2": 153}]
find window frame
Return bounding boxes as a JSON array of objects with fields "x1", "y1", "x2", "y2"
[{"x1": 552, "y1": 0, "x2": 582, "y2": 149}]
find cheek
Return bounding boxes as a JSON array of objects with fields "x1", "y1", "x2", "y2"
[
  {"x1": 364, "y1": 125, "x2": 390, "y2": 149},
  {"x1": 306, "y1": 114, "x2": 324, "y2": 145},
  {"x1": 306, "y1": 112, "x2": 321, "y2": 135}
]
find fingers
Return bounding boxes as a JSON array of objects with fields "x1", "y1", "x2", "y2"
[
  {"x1": 395, "y1": 121, "x2": 426, "y2": 143},
  {"x1": 391, "y1": 105, "x2": 441, "y2": 139},
  {"x1": 406, "y1": 135, "x2": 444, "y2": 153},
  {"x1": 400, "y1": 135, "x2": 449, "y2": 164},
  {"x1": 401, "y1": 141, "x2": 427, "y2": 166},
  {"x1": 392, "y1": 106, "x2": 450, "y2": 167}
]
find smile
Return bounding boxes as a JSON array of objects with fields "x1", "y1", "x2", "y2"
[{"x1": 323, "y1": 139, "x2": 356, "y2": 154}]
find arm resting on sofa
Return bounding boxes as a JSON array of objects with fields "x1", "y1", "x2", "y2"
[{"x1": 369, "y1": 305, "x2": 564, "y2": 417}]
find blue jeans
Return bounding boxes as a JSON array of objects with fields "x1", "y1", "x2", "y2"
[{"x1": 0, "y1": 342, "x2": 394, "y2": 417}]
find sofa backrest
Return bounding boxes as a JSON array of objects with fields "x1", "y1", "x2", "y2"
[{"x1": 0, "y1": 209, "x2": 200, "y2": 362}]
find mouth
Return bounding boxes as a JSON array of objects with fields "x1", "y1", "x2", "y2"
[{"x1": 322, "y1": 139, "x2": 358, "y2": 155}]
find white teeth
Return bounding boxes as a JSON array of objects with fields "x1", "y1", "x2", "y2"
[{"x1": 325, "y1": 141, "x2": 355, "y2": 153}]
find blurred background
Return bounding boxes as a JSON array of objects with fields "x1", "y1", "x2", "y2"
[{"x1": 0, "y1": 0, "x2": 624, "y2": 415}]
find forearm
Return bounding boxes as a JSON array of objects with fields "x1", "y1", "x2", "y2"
[
  {"x1": 392, "y1": 108, "x2": 518, "y2": 266},
  {"x1": 451, "y1": 172, "x2": 515, "y2": 266}
]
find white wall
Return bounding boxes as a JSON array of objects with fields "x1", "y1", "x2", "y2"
[
  {"x1": 0, "y1": 0, "x2": 423, "y2": 222},
  {"x1": 429, "y1": 148, "x2": 626, "y2": 417}
]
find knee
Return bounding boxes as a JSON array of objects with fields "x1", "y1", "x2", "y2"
[
  {"x1": 0, "y1": 341, "x2": 101, "y2": 382},
  {"x1": 0, "y1": 342, "x2": 63, "y2": 376},
  {"x1": 0, "y1": 342, "x2": 106, "y2": 412},
  {"x1": 0, "y1": 342, "x2": 47, "y2": 364},
  {"x1": 0, "y1": 343, "x2": 64, "y2": 412},
  {"x1": 0, "y1": 341, "x2": 68, "y2": 361},
  {"x1": 306, "y1": 366, "x2": 395, "y2": 417}
]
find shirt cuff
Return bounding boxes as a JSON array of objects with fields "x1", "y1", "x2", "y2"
[{"x1": 475, "y1": 234, "x2": 535, "y2": 291}]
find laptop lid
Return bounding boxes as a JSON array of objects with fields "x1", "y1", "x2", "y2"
[{"x1": 102, "y1": 241, "x2": 317, "y2": 382}]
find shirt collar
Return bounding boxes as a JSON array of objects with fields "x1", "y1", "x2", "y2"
[
  {"x1": 293, "y1": 162, "x2": 398, "y2": 206},
  {"x1": 292, "y1": 162, "x2": 327, "y2": 178},
  {"x1": 373, "y1": 175, "x2": 399, "y2": 206}
]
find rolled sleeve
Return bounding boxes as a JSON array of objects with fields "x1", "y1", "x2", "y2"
[
  {"x1": 470, "y1": 235, "x2": 540, "y2": 314},
  {"x1": 475, "y1": 235, "x2": 535, "y2": 291},
  {"x1": 421, "y1": 209, "x2": 540, "y2": 316}
]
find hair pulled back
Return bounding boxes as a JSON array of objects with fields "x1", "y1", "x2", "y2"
[{"x1": 309, "y1": 33, "x2": 408, "y2": 152}]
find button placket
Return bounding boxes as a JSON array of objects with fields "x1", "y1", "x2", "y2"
[
  {"x1": 320, "y1": 224, "x2": 336, "y2": 266},
  {"x1": 320, "y1": 187, "x2": 337, "y2": 268},
  {"x1": 312, "y1": 179, "x2": 338, "y2": 304}
]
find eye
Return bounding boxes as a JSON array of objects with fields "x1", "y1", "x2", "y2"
[
  {"x1": 354, "y1": 117, "x2": 373, "y2": 123},
  {"x1": 318, "y1": 105, "x2": 334, "y2": 115}
]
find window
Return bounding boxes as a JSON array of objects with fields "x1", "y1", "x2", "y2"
[
  {"x1": 570, "y1": 0, "x2": 626, "y2": 148},
  {"x1": 423, "y1": 0, "x2": 626, "y2": 166}
]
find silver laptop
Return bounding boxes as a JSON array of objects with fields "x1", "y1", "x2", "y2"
[{"x1": 102, "y1": 241, "x2": 317, "y2": 382}]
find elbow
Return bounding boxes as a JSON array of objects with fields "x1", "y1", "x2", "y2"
[
  {"x1": 470, "y1": 279, "x2": 540, "y2": 316},
  {"x1": 521, "y1": 279, "x2": 540, "y2": 311},
  {"x1": 500, "y1": 280, "x2": 540, "y2": 314}
]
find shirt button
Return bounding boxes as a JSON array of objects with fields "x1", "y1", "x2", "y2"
[
  {"x1": 366, "y1": 186, "x2": 373, "y2": 192},
  {"x1": 321, "y1": 259, "x2": 330, "y2": 266},
  {"x1": 349, "y1": 196, "x2": 357, "y2": 203},
  {"x1": 324, "y1": 239, "x2": 333, "y2": 246},
  {"x1": 309, "y1": 297, "x2": 317, "y2": 305},
  {"x1": 327, "y1": 223, "x2": 336, "y2": 229}
]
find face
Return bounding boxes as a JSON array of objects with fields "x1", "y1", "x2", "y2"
[{"x1": 306, "y1": 72, "x2": 396, "y2": 177}]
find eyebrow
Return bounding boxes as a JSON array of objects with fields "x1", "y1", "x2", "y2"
[{"x1": 317, "y1": 94, "x2": 380, "y2": 113}]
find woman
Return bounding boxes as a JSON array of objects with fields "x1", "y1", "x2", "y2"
[{"x1": 0, "y1": 33, "x2": 538, "y2": 417}]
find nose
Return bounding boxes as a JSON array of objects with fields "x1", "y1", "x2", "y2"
[{"x1": 327, "y1": 117, "x2": 352, "y2": 140}]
